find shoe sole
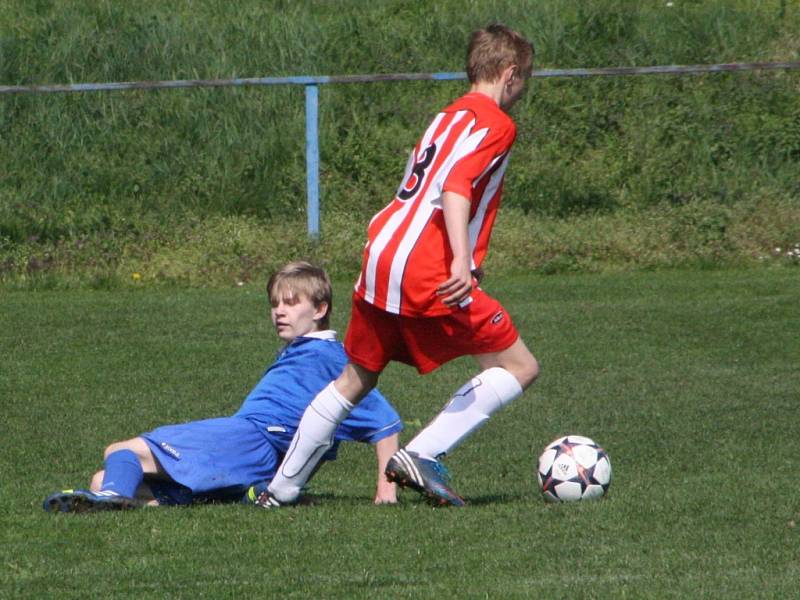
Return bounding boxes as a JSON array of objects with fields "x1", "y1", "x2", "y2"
[
  {"x1": 385, "y1": 468, "x2": 465, "y2": 507},
  {"x1": 44, "y1": 492, "x2": 140, "y2": 514}
]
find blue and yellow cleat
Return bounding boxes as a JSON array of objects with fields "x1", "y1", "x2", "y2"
[
  {"x1": 242, "y1": 482, "x2": 282, "y2": 508},
  {"x1": 385, "y1": 449, "x2": 465, "y2": 507},
  {"x1": 43, "y1": 489, "x2": 140, "y2": 513}
]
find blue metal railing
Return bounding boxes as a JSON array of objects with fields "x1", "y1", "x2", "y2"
[
  {"x1": 304, "y1": 85, "x2": 320, "y2": 238},
  {"x1": 3, "y1": 61, "x2": 799, "y2": 237}
]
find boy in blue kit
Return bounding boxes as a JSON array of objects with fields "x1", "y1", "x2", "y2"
[{"x1": 43, "y1": 261, "x2": 402, "y2": 513}]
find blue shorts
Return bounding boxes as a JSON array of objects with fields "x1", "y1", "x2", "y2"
[{"x1": 141, "y1": 416, "x2": 281, "y2": 505}]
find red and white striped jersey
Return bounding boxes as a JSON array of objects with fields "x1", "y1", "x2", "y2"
[{"x1": 354, "y1": 92, "x2": 517, "y2": 317}]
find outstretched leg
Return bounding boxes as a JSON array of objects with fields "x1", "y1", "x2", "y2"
[
  {"x1": 44, "y1": 437, "x2": 162, "y2": 514},
  {"x1": 406, "y1": 338, "x2": 538, "y2": 460},
  {"x1": 261, "y1": 363, "x2": 379, "y2": 506},
  {"x1": 388, "y1": 338, "x2": 539, "y2": 506}
]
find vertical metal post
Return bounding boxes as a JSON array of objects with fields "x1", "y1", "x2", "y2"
[{"x1": 305, "y1": 84, "x2": 320, "y2": 238}]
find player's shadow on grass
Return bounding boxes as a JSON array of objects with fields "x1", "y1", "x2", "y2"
[
  {"x1": 461, "y1": 493, "x2": 527, "y2": 506},
  {"x1": 300, "y1": 491, "x2": 527, "y2": 507}
]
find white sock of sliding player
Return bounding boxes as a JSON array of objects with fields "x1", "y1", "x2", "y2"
[
  {"x1": 268, "y1": 382, "x2": 354, "y2": 503},
  {"x1": 405, "y1": 367, "x2": 523, "y2": 460}
]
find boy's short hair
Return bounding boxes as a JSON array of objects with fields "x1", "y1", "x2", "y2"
[
  {"x1": 267, "y1": 261, "x2": 333, "y2": 329},
  {"x1": 466, "y1": 24, "x2": 535, "y2": 84}
]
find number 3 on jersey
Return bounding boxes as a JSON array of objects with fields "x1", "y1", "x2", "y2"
[{"x1": 398, "y1": 143, "x2": 437, "y2": 201}]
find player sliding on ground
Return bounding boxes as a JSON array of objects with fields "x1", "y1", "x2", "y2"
[
  {"x1": 43, "y1": 262, "x2": 402, "y2": 513},
  {"x1": 254, "y1": 24, "x2": 539, "y2": 508}
]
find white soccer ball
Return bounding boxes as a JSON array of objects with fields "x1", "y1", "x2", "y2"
[{"x1": 537, "y1": 435, "x2": 612, "y2": 502}]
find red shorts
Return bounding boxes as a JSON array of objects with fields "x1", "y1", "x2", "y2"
[{"x1": 344, "y1": 290, "x2": 519, "y2": 374}]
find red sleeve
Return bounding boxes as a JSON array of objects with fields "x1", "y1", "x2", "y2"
[{"x1": 442, "y1": 120, "x2": 516, "y2": 200}]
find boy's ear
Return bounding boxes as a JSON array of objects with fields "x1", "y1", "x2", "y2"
[
  {"x1": 502, "y1": 64, "x2": 518, "y2": 85},
  {"x1": 313, "y1": 301, "x2": 329, "y2": 323}
]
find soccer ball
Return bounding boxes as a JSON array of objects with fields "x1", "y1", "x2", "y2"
[{"x1": 537, "y1": 435, "x2": 612, "y2": 502}]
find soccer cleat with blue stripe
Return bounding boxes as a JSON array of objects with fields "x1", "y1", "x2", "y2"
[
  {"x1": 243, "y1": 482, "x2": 283, "y2": 508},
  {"x1": 385, "y1": 449, "x2": 465, "y2": 507},
  {"x1": 43, "y1": 489, "x2": 141, "y2": 513}
]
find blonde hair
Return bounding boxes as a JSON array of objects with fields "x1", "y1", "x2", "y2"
[
  {"x1": 466, "y1": 24, "x2": 534, "y2": 84},
  {"x1": 267, "y1": 261, "x2": 332, "y2": 329}
]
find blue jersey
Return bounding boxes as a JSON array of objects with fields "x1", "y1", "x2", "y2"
[
  {"x1": 234, "y1": 331, "x2": 401, "y2": 449},
  {"x1": 141, "y1": 330, "x2": 402, "y2": 504}
]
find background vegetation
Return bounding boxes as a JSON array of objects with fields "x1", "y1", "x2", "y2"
[
  {"x1": 1, "y1": 0, "x2": 799, "y2": 287},
  {"x1": 3, "y1": 4, "x2": 799, "y2": 596}
]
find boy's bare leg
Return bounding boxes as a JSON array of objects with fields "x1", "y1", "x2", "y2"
[
  {"x1": 94, "y1": 437, "x2": 163, "y2": 499},
  {"x1": 266, "y1": 363, "x2": 380, "y2": 504},
  {"x1": 335, "y1": 362, "x2": 382, "y2": 403},
  {"x1": 88, "y1": 438, "x2": 165, "y2": 505},
  {"x1": 103, "y1": 437, "x2": 164, "y2": 475},
  {"x1": 405, "y1": 338, "x2": 539, "y2": 460},
  {"x1": 474, "y1": 337, "x2": 540, "y2": 390},
  {"x1": 88, "y1": 437, "x2": 162, "y2": 492},
  {"x1": 372, "y1": 434, "x2": 399, "y2": 504}
]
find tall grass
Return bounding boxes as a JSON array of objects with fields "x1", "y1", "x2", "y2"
[
  {"x1": 4, "y1": 197, "x2": 799, "y2": 290},
  {"x1": 1, "y1": 0, "x2": 799, "y2": 284}
]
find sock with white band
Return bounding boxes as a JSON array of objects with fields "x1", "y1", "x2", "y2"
[
  {"x1": 268, "y1": 382, "x2": 354, "y2": 503},
  {"x1": 405, "y1": 367, "x2": 523, "y2": 460}
]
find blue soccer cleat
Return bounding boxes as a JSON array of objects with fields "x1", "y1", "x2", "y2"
[
  {"x1": 43, "y1": 489, "x2": 140, "y2": 513},
  {"x1": 385, "y1": 449, "x2": 465, "y2": 507},
  {"x1": 243, "y1": 482, "x2": 283, "y2": 508}
]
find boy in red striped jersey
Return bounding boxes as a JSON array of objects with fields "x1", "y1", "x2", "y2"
[{"x1": 253, "y1": 24, "x2": 539, "y2": 508}]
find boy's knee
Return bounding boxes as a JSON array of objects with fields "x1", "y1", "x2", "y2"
[
  {"x1": 514, "y1": 355, "x2": 539, "y2": 390},
  {"x1": 103, "y1": 438, "x2": 146, "y2": 460},
  {"x1": 337, "y1": 362, "x2": 380, "y2": 404},
  {"x1": 103, "y1": 442, "x2": 125, "y2": 460},
  {"x1": 103, "y1": 441, "x2": 128, "y2": 459},
  {"x1": 523, "y1": 356, "x2": 540, "y2": 388}
]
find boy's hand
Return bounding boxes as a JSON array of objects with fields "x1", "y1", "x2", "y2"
[
  {"x1": 440, "y1": 191, "x2": 473, "y2": 306},
  {"x1": 373, "y1": 434, "x2": 399, "y2": 504},
  {"x1": 374, "y1": 479, "x2": 397, "y2": 505},
  {"x1": 437, "y1": 256, "x2": 474, "y2": 306}
]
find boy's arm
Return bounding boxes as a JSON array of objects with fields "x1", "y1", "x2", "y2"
[
  {"x1": 373, "y1": 433, "x2": 399, "y2": 504},
  {"x1": 334, "y1": 385, "x2": 402, "y2": 504},
  {"x1": 437, "y1": 191, "x2": 474, "y2": 307}
]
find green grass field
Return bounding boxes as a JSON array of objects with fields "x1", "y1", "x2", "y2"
[{"x1": 2, "y1": 268, "x2": 798, "y2": 598}]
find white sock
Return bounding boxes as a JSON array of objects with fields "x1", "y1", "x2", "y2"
[
  {"x1": 268, "y1": 382, "x2": 354, "y2": 503},
  {"x1": 405, "y1": 367, "x2": 523, "y2": 460}
]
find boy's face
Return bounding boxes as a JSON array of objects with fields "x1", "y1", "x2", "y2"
[{"x1": 270, "y1": 288, "x2": 327, "y2": 342}]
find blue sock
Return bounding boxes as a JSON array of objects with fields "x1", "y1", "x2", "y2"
[{"x1": 100, "y1": 449, "x2": 144, "y2": 498}]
